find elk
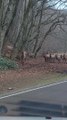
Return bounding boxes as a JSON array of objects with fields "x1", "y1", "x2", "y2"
[
  {"x1": 51, "y1": 54, "x2": 56, "y2": 63},
  {"x1": 15, "y1": 51, "x2": 28, "y2": 65},
  {"x1": 23, "y1": 51, "x2": 27, "y2": 60},
  {"x1": 55, "y1": 54, "x2": 60, "y2": 63},
  {"x1": 62, "y1": 54, "x2": 67, "y2": 63},
  {"x1": 43, "y1": 52, "x2": 67, "y2": 63},
  {"x1": 43, "y1": 53, "x2": 52, "y2": 62},
  {"x1": 43, "y1": 53, "x2": 61, "y2": 63}
]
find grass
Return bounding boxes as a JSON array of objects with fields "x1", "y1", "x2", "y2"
[
  {"x1": 37, "y1": 73, "x2": 67, "y2": 86},
  {"x1": 19, "y1": 73, "x2": 67, "y2": 88},
  {"x1": 2, "y1": 72, "x2": 67, "y2": 95},
  {"x1": 0, "y1": 71, "x2": 67, "y2": 96}
]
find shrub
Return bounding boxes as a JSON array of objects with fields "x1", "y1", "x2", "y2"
[{"x1": 0, "y1": 57, "x2": 18, "y2": 70}]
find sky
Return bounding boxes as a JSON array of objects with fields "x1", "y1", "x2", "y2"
[
  {"x1": 49, "y1": 0, "x2": 67, "y2": 10},
  {"x1": 37, "y1": 0, "x2": 67, "y2": 10}
]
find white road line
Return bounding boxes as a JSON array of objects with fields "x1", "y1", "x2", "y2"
[{"x1": 0, "y1": 80, "x2": 67, "y2": 100}]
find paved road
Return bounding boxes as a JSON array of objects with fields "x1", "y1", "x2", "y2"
[{"x1": 0, "y1": 81, "x2": 67, "y2": 117}]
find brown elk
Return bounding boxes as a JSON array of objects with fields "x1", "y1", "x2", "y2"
[
  {"x1": 55, "y1": 54, "x2": 61, "y2": 63},
  {"x1": 43, "y1": 53, "x2": 61, "y2": 63},
  {"x1": 51, "y1": 54, "x2": 56, "y2": 63},
  {"x1": 15, "y1": 51, "x2": 28, "y2": 65},
  {"x1": 43, "y1": 52, "x2": 67, "y2": 63},
  {"x1": 62, "y1": 54, "x2": 67, "y2": 63},
  {"x1": 43, "y1": 53, "x2": 52, "y2": 62}
]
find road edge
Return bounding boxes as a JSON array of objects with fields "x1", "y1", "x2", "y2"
[{"x1": 0, "y1": 80, "x2": 67, "y2": 100}]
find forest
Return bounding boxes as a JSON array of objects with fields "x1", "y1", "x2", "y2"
[{"x1": 0, "y1": 0, "x2": 67, "y2": 57}]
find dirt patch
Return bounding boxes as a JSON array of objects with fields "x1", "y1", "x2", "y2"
[{"x1": 0, "y1": 57, "x2": 67, "y2": 95}]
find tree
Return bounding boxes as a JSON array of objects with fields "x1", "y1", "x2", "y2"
[{"x1": 0, "y1": 0, "x2": 67, "y2": 58}]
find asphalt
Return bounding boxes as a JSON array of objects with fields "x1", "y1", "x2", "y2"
[{"x1": 0, "y1": 81, "x2": 67, "y2": 117}]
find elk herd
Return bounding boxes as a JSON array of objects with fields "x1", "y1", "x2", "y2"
[
  {"x1": 43, "y1": 53, "x2": 67, "y2": 63},
  {"x1": 16, "y1": 52, "x2": 67, "y2": 64},
  {"x1": 3, "y1": 45, "x2": 67, "y2": 64}
]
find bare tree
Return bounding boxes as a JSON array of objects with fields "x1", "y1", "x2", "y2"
[
  {"x1": 0, "y1": 0, "x2": 19, "y2": 56},
  {"x1": 0, "y1": 0, "x2": 67, "y2": 58}
]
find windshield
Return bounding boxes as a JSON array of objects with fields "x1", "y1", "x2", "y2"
[{"x1": 0, "y1": 0, "x2": 67, "y2": 119}]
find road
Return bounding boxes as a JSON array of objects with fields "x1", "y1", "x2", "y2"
[{"x1": 0, "y1": 81, "x2": 67, "y2": 117}]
